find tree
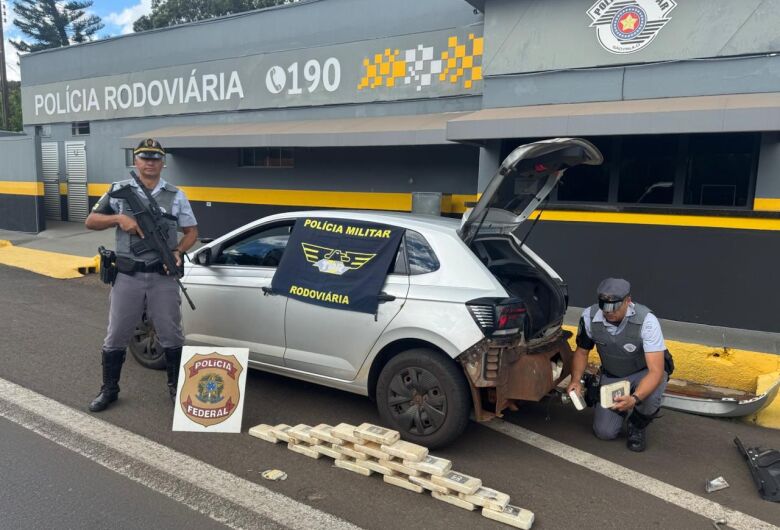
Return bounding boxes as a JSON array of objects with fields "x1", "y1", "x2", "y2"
[
  {"x1": 0, "y1": 81, "x2": 22, "y2": 132},
  {"x1": 7, "y1": 81, "x2": 22, "y2": 131},
  {"x1": 133, "y1": 0, "x2": 293, "y2": 32},
  {"x1": 10, "y1": 0, "x2": 104, "y2": 53}
]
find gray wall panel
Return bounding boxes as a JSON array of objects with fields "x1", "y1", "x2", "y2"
[
  {"x1": 21, "y1": 0, "x2": 482, "y2": 86},
  {"x1": 622, "y1": 55, "x2": 780, "y2": 100},
  {"x1": 483, "y1": 0, "x2": 779, "y2": 75},
  {"x1": 484, "y1": 68, "x2": 625, "y2": 108},
  {"x1": 0, "y1": 136, "x2": 38, "y2": 181},
  {"x1": 483, "y1": 55, "x2": 780, "y2": 109}
]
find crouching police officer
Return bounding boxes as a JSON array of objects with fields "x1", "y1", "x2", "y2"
[
  {"x1": 567, "y1": 278, "x2": 672, "y2": 452},
  {"x1": 85, "y1": 139, "x2": 198, "y2": 412}
]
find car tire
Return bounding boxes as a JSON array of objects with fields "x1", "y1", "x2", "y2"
[
  {"x1": 376, "y1": 348, "x2": 471, "y2": 449},
  {"x1": 128, "y1": 312, "x2": 166, "y2": 370}
]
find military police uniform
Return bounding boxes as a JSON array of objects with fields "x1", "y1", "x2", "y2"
[
  {"x1": 576, "y1": 278, "x2": 671, "y2": 451},
  {"x1": 88, "y1": 139, "x2": 197, "y2": 412}
]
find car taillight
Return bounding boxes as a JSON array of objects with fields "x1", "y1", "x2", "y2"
[
  {"x1": 494, "y1": 302, "x2": 526, "y2": 336},
  {"x1": 467, "y1": 298, "x2": 526, "y2": 337}
]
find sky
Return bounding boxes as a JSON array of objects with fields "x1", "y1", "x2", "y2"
[{"x1": 2, "y1": 0, "x2": 152, "y2": 81}]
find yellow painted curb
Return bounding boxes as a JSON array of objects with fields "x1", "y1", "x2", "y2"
[
  {"x1": 0, "y1": 242, "x2": 99, "y2": 279},
  {"x1": 749, "y1": 371, "x2": 780, "y2": 429},
  {"x1": 563, "y1": 325, "x2": 780, "y2": 430}
]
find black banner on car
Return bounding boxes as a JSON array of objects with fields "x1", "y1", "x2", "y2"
[{"x1": 271, "y1": 218, "x2": 404, "y2": 314}]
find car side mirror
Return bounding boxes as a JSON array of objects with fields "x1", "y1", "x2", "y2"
[{"x1": 195, "y1": 247, "x2": 212, "y2": 266}]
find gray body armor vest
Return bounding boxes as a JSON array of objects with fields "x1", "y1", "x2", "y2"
[
  {"x1": 113, "y1": 179, "x2": 179, "y2": 263},
  {"x1": 589, "y1": 303, "x2": 652, "y2": 377}
]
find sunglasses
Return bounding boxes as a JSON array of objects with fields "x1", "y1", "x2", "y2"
[{"x1": 598, "y1": 297, "x2": 626, "y2": 313}]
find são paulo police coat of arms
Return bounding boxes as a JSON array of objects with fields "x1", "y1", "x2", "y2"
[
  {"x1": 180, "y1": 352, "x2": 244, "y2": 427},
  {"x1": 587, "y1": 0, "x2": 677, "y2": 55}
]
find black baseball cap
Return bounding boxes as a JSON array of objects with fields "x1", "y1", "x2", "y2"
[{"x1": 134, "y1": 138, "x2": 165, "y2": 159}]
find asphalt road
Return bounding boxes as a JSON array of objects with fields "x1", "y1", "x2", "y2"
[
  {"x1": 0, "y1": 416, "x2": 228, "y2": 530},
  {"x1": 1, "y1": 264, "x2": 778, "y2": 530}
]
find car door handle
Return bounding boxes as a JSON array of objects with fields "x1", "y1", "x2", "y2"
[
  {"x1": 261, "y1": 286, "x2": 276, "y2": 296},
  {"x1": 377, "y1": 292, "x2": 396, "y2": 303}
]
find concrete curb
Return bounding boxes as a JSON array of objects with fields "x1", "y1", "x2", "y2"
[{"x1": 0, "y1": 240, "x2": 99, "y2": 279}]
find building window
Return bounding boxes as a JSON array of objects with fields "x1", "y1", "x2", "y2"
[
  {"x1": 71, "y1": 121, "x2": 90, "y2": 135},
  {"x1": 556, "y1": 137, "x2": 612, "y2": 203},
  {"x1": 546, "y1": 133, "x2": 758, "y2": 210},
  {"x1": 617, "y1": 135, "x2": 677, "y2": 205},
  {"x1": 239, "y1": 147, "x2": 294, "y2": 168},
  {"x1": 684, "y1": 133, "x2": 756, "y2": 207}
]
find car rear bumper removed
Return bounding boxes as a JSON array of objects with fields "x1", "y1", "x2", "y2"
[{"x1": 458, "y1": 330, "x2": 574, "y2": 422}]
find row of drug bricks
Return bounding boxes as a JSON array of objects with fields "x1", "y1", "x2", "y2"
[{"x1": 250, "y1": 422, "x2": 535, "y2": 530}]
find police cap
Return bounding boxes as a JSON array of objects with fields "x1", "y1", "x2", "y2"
[
  {"x1": 134, "y1": 138, "x2": 165, "y2": 159},
  {"x1": 597, "y1": 278, "x2": 631, "y2": 301}
]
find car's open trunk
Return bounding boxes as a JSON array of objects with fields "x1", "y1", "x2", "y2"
[{"x1": 471, "y1": 236, "x2": 566, "y2": 341}]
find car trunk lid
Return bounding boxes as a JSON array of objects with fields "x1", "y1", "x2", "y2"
[{"x1": 458, "y1": 138, "x2": 603, "y2": 245}]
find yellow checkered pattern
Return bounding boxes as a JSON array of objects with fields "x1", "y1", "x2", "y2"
[
  {"x1": 358, "y1": 33, "x2": 483, "y2": 91},
  {"x1": 358, "y1": 48, "x2": 407, "y2": 89},
  {"x1": 439, "y1": 33, "x2": 483, "y2": 89}
]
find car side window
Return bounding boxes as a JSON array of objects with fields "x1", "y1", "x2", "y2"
[
  {"x1": 405, "y1": 230, "x2": 439, "y2": 275},
  {"x1": 213, "y1": 224, "x2": 292, "y2": 267}
]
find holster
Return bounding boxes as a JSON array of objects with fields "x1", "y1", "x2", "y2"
[
  {"x1": 98, "y1": 246, "x2": 118, "y2": 285},
  {"x1": 663, "y1": 349, "x2": 675, "y2": 376}
]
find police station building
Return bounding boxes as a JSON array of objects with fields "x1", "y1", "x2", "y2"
[{"x1": 1, "y1": 0, "x2": 779, "y2": 334}]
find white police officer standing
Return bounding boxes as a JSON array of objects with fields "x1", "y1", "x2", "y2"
[
  {"x1": 85, "y1": 138, "x2": 198, "y2": 412},
  {"x1": 567, "y1": 278, "x2": 672, "y2": 452}
]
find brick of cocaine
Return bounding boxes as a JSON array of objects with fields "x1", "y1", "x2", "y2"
[
  {"x1": 314, "y1": 444, "x2": 345, "y2": 460},
  {"x1": 360, "y1": 459, "x2": 396, "y2": 476},
  {"x1": 482, "y1": 505, "x2": 535, "y2": 529},
  {"x1": 379, "y1": 459, "x2": 421, "y2": 477},
  {"x1": 335, "y1": 458, "x2": 373, "y2": 476},
  {"x1": 270, "y1": 424, "x2": 293, "y2": 443},
  {"x1": 432, "y1": 491, "x2": 477, "y2": 511},
  {"x1": 381, "y1": 440, "x2": 428, "y2": 462},
  {"x1": 404, "y1": 455, "x2": 452, "y2": 476},
  {"x1": 383, "y1": 475, "x2": 424, "y2": 493},
  {"x1": 309, "y1": 424, "x2": 344, "y2": 445},
  {"x1": 331, "y1": 423, "x2": 361, "y2": 444},
  {"x1": 407, "y1": 474, "x2": 449, "y2": 494},
  {"x1": 354, "y1": 423, "x2": 400, "y2": 445},
  {"x1": 353, "y1": 441, "x2": 391, "y2": 460},
  {"x1": 287, "y1": 442, "x2": 321, "y2": 459},
  {"x1": 287, "y1": 424, "x2": 320, "y2": 445},
  {"x1": 248, "y1": 424, "x2": 278, "y2": 443},
  {"x1": 431, "y1": 470, "x2": 481, "y2": 495},
  {"x1": 461, "y1": 487, "x2": 511, "y2": 512},
  {"x1": 338, "y1": 443, "x2": 370, "y2": 461}
]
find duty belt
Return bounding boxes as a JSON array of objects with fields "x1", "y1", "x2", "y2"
[{"x1": 117, "y1": 256, "x2": 165, "y2": 274}]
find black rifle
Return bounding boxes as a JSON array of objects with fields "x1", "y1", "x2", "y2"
[{"x1": 108, "y1": 170, "x2": 196, "y2": 310}]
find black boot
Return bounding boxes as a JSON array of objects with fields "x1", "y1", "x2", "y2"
[
  {"x1": 626, "y1": 408, "x2": 657, "y2": 452},
  {"x1": 89, "y1": 349, "x2": 125, "y2": 412},
  {"x1": 165, "y1": 347, "x2": 183, "y2": 404}
]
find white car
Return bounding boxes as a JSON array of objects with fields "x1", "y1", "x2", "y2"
[{"x1": 130, "y1": 138, "x2": 603, "y2": 447}]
